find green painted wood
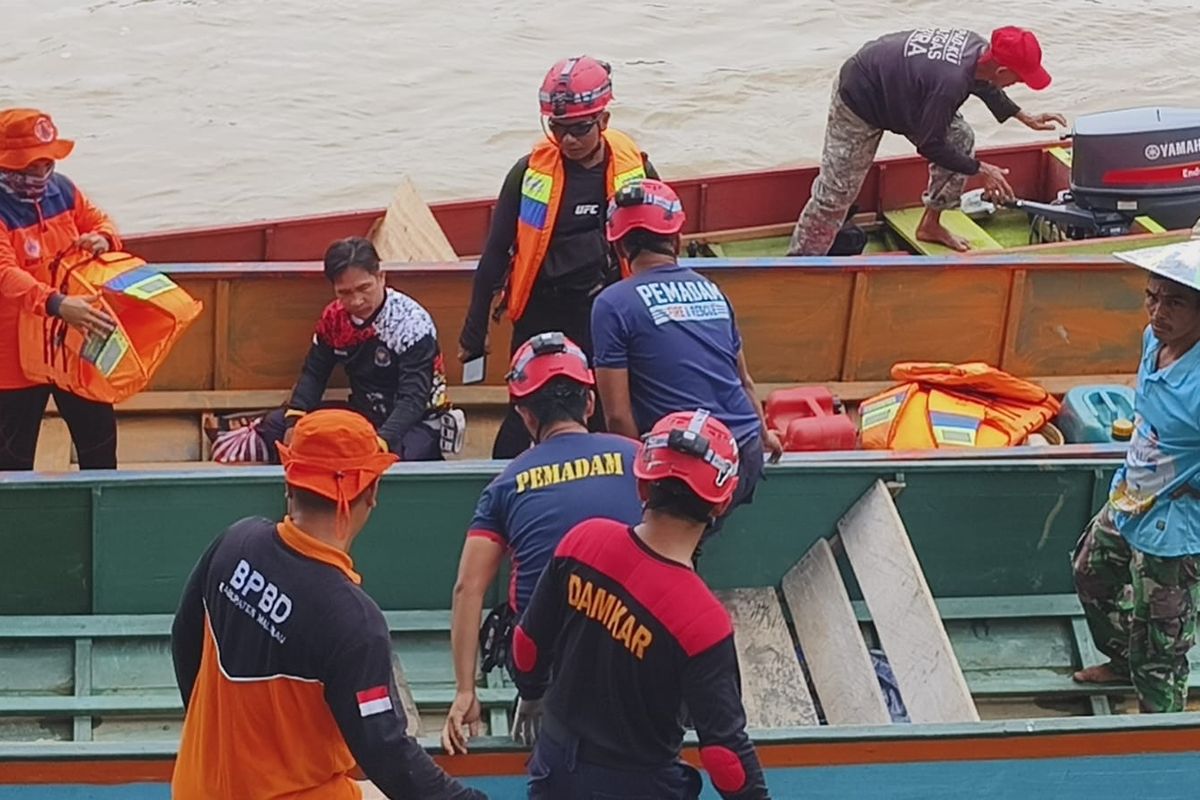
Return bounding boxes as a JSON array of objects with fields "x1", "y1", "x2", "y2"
[
  {"x1": 0, "y1": 459, "x2": 1121, "y2": 616},
  {"x1": 884, "y1": 207, "x2": 1004, "y2": 254},
  {"x1": 0, "y1": 642, "x2": 73, "y2": 694},
  {"x1": 0, "y1": 487, "x2": 92, "y2": 614}
]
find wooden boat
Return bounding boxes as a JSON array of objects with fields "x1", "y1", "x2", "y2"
[
  {"x1": 30, "y1": 140, "x2": 1194, "y2": 468},
  {"x1": 3, "y1": 453, "x2": 1200, "y2": 796}
]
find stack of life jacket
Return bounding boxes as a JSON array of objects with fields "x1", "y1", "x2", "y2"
[
  {"x1": 858, "y1": 362, "x2": 1061, "y2": 450},
  {"x1": 19, "y1": 248, "x2": 203, "y2": 404}
]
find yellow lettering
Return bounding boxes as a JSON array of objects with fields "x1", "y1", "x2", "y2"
[
  {"x1": 577, "y1": 580, "x2": 594, "y2": 613},
  {"x1": 589, "y1": 587, "x2": 608, "y2": 619},
  {"x1": 548, "y1": 463, "x2": 562, "y2": 486},
  {"x1": 595, "y1": 592, "x2": 617, "y2": 624},
  {"x1": 568, "y1": 574, "x2": 582, "y2": 607},
  {"x1": 515, "y1": 470, "x2": 530, "y2": 494},
  {"x1": 561, "y1": 460, "x2": 576, "y2": 481},
  {"x1": 607, "y1": 603, "x2": 628, "y2": 635},
  {"x1": 530, "y1": 468, "x2": 545, "y2": 490},
  {"x1": 591, "y1": 455, "x2": 606, "y2": 475},
  {"x1": 617, "y1": 616, "x2": 635, "y2": 649},
  {"x1": 603, "y1": 452, "x2": 623, "y2": 475},
  {"x1": 574, "y1": 458, "x2": 591, "y2": 479},
  {"x1": 631, "y1": 626, "x2": 653, "y2": 659}
]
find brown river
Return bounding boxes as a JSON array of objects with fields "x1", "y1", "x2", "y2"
[{"x1": 4, "y1": 0, "x2": 1199, "y2": 232}]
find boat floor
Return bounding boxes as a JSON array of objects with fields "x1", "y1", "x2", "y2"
[{"x1": 3, "y1": 594, "x2": 1199, "y2": 747}]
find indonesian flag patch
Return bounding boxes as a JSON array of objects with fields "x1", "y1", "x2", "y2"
[{"x1": 356, "y1": 686, "x2": 393, "y2": 717}]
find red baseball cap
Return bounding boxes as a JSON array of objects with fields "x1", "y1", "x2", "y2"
[{"x1": 987, "y1": 27, "x2": 1051, "y2": 91}]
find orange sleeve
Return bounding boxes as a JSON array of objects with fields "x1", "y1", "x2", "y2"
[
  {"x1": 0, "y1": 233, "x2": 55, "y2": 317},
  {"x1": 73, "y1": 187, "x2": 122, "y2": 251}
]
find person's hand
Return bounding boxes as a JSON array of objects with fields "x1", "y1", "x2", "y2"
[
  {"x1": 57, "y1": 294, "x2": 116, "y2": 338},
  {"x1": 978, "y1": 162, "x2": 1015, "y2": 204},
  {"x1": 457, "y1": 336, "x2": 489, "y2": 364},
  {"x1": 512, "y1": 697, "x2": 543, "y2": 747},
  {"x1": 763, "y1": 429, "x2": 784, "y2": 463},
  {"x1": 1016, "y1": 111, "x2": 1067, "y2": 132},
  {"x1": 75, "y1": 233, "x2": 110, "y2": 255},
  {"x1": 441, "y1": 690, "x2": 482, "y2": 755},
  {"x1": 282, "y1": 423, "x2": 297, "y2": 446}
]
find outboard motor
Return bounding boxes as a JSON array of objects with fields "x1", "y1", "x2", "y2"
[{"x1": 1014, "y1": 107, "x2": 1200, "y2": 241}]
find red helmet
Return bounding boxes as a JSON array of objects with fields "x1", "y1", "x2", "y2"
[
  {"x1": 605, "y1": 178, "x2": 687, "y2": 242},
  {"x1": 506, "y1": 331, "x2": 594, "y2": 400},
  {"x1": 634, "y1": 409, "x2": 740, "y2": 513},
  {"x1": 539, "y1": 56, "x2": 614, "y2": 120}
]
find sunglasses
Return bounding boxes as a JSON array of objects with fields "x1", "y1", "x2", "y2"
[{"x1": 548, "y1": 117, "x2": 600, "y2": 139}]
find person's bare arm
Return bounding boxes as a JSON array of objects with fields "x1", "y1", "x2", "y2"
[
  {"x1": 595, "y1": 367, "x2": 639, "y2": 440},
  {"x1": 442, "y1": 535, "x2": 504, "y2": 755}
]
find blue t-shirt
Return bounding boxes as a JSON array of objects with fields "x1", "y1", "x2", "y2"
[
  {"x1": 1108, "y1": 326, "x2": 1200, "y2": 557},
  {"x1": 467, "y1": 432, "x2": 642, "y2": 612},
  {"x1": 590, "y1": 264, "x2": 762, "y2": 445}
]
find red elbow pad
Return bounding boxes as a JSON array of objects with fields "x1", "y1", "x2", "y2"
[
  {"x1": 700, "y1": 745, "x2": 747, "y2": 793},
  {"x1": 513, "y1": 625, "x2": 538, "y2": 673}
]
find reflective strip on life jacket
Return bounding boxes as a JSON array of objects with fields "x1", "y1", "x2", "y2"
[{"x1": 507, "y1": 128, "x2": 646, "y2": 322}]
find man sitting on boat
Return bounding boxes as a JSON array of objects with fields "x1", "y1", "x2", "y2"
[
  {"x1": 441, "y1": 331, "x2": 642, "y2": 756},
  {"x1": 509, "y1": 409, "x2": 770, "y2": 799},
  {"x1": 0, "y1": 108, "x2": 122, "y2": 471},
  {"x1": 1072, "y1": 253, "x2": 1200, "y2": 713},
  {"x1": 171, "y1": 409, "x2": 486, "y2": 799},
  {"x1": 258, "y1": 236, "x2": 453, "y2": 462},
  {"x1": 787, "y1": 26, "x2": 1065, "y2": 255},
  {"x1": 457, "y1": 55, "x2": 657, "y2": 459},
  {"x1": 591, "y1": 179, "x2": 783, "y2": 541}
]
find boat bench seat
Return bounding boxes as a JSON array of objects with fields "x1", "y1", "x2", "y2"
[{"x1": 4, "y1": 596, "x2": 1199, "y2": 742}]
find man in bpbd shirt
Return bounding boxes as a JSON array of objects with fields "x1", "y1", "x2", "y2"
[
  {"x1": 171, "y1": 409, "x2": 485, "y2": 799},
  {"x1": 591, "y1": 179, "x2": 782, "y2": 537},
  {"x1": 1073, "y1": 242, "x2": 1200, "y2": 713},
  {"x1": 788, "y1": 26, "x2": 1065, "y2": 256},
  {"x1": 511, "y1": 409, "x2": 770, "y2": 799},
  {"x1": 440, "y1": 331, "x2": 641, "y2": 756}
]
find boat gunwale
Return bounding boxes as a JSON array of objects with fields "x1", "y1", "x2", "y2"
[{"x1": 0, "y1": 449, "x2": 1127, "y2": 488}]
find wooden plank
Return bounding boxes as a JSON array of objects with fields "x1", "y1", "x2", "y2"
[
  {"x1": 391, "y1": 652, "x2": 421, "y2": 737},
  {"x1": 72, "y1": 638, "x2": 94, "y2": 743},
  {"x1": 998, "y1": 269, "x2": 1028, "y2": 371},
  {"x1": 33, "y1": 417, "x2": 72, "y2": 472},
  {"x1": 838, "y1": 480, "x2": 980, "y2": 723},
  {"x1": 840, "y1": 272, "x2": 870, "y2": 381},
  {"x1": 715, "y1": 588, "x2": 818, "y2": 728},
  {"x1": 840, "y1": 268, "x2": 1011, "y2": 380},
  {"x1": 369, "y1": 176, "x2": 458, "y2": 263},
  {"x1": 1132, "y1": 216, "x2": 1167, "y2": 235},
  {"x1": 883, "y1": 207, "x2": 1003, "y2": 255},
  {"x1": 781, "y1": 539, "x2": 890, "y2": 725},
  {"x1": 212, "y1": 280, "x2": 231, "y2": 390}
]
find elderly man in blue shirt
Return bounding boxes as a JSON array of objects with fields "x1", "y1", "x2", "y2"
[{"x1": 1072, "y1": 242, "x2": 1200, "y2": 712}]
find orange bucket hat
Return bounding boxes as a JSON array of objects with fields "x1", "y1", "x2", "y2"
[
  {"x1": 276, "y1": 409, "x2": 398, "y2": 537},
  {"x1": 0, "y1": 109, "x2": 74, "y2": 171}
]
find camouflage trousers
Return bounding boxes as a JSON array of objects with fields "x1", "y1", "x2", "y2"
[
  {"x1": 788, "y1": 78, "x2": 977, "y2": 256},
  {"x1": 1072, "y1": 506, "x2": 1200, "y2": 712}
]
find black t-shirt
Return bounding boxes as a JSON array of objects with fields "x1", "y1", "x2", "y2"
[
  {"x1": 459, "y1": 149, "x2": 658, "y2": 353},
  {"x1": 837, "y1": 28, "x2": 1021, "y2": 175},
  {"x1": 512, "y1": 519, "x2": 770, "y2": 799}
]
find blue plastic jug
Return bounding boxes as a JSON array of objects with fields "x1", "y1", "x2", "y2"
[{"x1": 1056, "y1": 385, "x2": 1136, "y2": 443}]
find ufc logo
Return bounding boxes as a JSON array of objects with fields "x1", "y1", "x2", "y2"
[{"x1": 574, "y1": 204, "x2": 600, "y2": 215}]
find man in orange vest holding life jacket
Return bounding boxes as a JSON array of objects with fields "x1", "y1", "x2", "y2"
[
  {"x1": 0, "y1": 108, "x2": 122, "y2": 471},
  {"x1": 458, "y1": 56, "x2": 657, "y2": 459}
]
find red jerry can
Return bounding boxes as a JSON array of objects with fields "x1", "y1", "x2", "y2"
[{"x1": 764, "y1": 386, "x2": 858, "y2": 452}]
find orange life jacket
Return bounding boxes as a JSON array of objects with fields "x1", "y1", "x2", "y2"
[
  {"x1": 18, "y1": 249, "x2": 203, "y2": 404},
  {"x1": 858, "y1": 361, "x2": 1061, "y2": 450},
  {"x1": 0, "y1": 174, "x2": 121, "y2": 389},
  {"x1": 507, "y1": 128, "x2": 646, "y2": 321}
]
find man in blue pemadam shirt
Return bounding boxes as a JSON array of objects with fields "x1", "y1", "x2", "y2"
[
  {"x1": 1073, "y1": 241, "x2": 1200, "y2": 712},
  {"x1": 590, "y1": 179, "x2": 782, "y2": 540}
]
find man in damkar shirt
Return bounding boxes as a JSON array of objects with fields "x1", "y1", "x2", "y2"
[
  {"x1": 171, "y1": 409, "x2": 485, "y2": 799},
  {"x1": 788, "y1": 26, "x2": 1065, "y2": 255},
  {"x1": 511, "y1": 409, "x2": 770, "y2": 799}
]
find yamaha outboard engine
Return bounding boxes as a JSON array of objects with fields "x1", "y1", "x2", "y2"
[{"x1": 1014, "y1": 107, "x2": 1200, "y2": 241}]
